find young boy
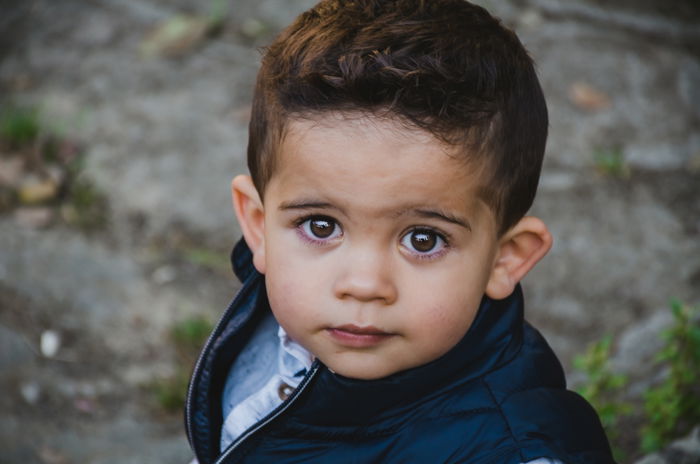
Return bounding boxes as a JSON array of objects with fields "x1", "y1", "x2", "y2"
[{"x1": 185, "y1": 1, "x2": 614, "y2": 463}]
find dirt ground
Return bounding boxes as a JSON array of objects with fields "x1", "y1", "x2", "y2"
[{"x1": 0, "y1": 0, "x2": 698, "y2": 462}]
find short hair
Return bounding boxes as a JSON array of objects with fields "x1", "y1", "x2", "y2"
[{"x1": 247, "y1": 0, "x2": 548, "y2": 235}]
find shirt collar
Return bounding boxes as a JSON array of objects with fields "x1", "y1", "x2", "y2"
[{"x1": 278, "y1": 325, "x2": 314, "y2": 384}]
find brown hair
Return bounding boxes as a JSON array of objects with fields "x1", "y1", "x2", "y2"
[{"x1": 247, "y1": 0, "x2": 548, "y2": 235}]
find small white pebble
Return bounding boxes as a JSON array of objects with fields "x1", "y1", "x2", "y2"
[
  {"x1": 20, "y1": 381, "x2": 41, "y2": 405},
  {"x1": 40, "y1": 330, "x2": 61, "y2": 358}
]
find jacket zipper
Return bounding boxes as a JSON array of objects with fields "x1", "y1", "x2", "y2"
[
  {"x1": 185, "y1": 282, "x2": 249, "y2": 449},
  {"x1": 214, "y1": 361, "x2": 321, "y2": 464}
]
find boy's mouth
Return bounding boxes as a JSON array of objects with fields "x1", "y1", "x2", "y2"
[{"x1": 326, "y1": 324, "x2": 394, "y2": 347}]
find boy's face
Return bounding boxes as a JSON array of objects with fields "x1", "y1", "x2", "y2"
[{"x1": 250, "y1": 116, "x2": 504, "y2": 380}]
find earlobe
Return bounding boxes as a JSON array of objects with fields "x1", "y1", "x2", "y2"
[
  {"x1": 485, "y1": 216, "x2": 553, "y2": 300},
  {"x1": 231, "y1": 175, "x2": 267, "y2": 274}
]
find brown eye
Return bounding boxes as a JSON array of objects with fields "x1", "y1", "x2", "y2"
[
  {"x1": 410, "y1": 230, "x2": 436, "y2": 252},
  {"x1": 300, "y1": 216, "x2": 342, "y2": 242},
  {"x1": 400, "y1": 228, "x2": 447, "y2": 258},
  {"x1": 310, "y1": 218, "x2": 334, "y2": 238}
]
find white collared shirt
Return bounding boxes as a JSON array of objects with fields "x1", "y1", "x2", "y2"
[{"x1": 220, "y1": 317, "x2": 312, "y2": 451}]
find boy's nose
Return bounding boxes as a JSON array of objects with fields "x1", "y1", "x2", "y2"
[{"x1": 332, "y1": 248, "x2": 397, "y2": 305}]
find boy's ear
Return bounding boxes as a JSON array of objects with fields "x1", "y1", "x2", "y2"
[
  {"x1": 231, "y1": 175, "x2": 267, "y2": 274},
  {"x1": 485, "y1": 216, "x2": 553, "y2": 300}
]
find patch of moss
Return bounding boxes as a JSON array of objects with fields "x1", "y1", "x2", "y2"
[
  {"x1": 593, "y1": 148, "x2": 630, "y2": 178},
  {"x1": 148, "y1": 315, "x2": 213, "y2": 413},
  {"x1": 0, "y1": 106, "x2": 41, "y2": 149}
]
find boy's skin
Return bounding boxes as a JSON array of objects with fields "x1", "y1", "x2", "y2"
[{"x1": 231, "y1": 113, "x2": 553, "y2": 381}]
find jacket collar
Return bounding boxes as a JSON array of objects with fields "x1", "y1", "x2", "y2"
[{"x1": 231, "y1": 238, "x2": 256, "y2": 283}]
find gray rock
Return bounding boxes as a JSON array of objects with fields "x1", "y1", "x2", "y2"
[
  {"x1": 626, "y1": 134, "x2": 700, "y2": 171},
  {"x1": 538, "y1": 171, "x2": 580, "y2": 192},
  {"x1": 522, "y1": 16, "x2": 697, "y2": 172},
  {"x1": 0, "y1": 220, "x2": 145, "y2": 333},
  {"x1": 635, "y1": 427, "x2": 700, "y2": 464},
  {"x1": 527, "y1": 177, "x2": 699, "y2": 366},
  {"x1": 0, "y1": 405, "x2": 192, "y2": 464},
  {"x1": 668, "y1": 427, "x2": 700, "y2": 460},
  {"x1": 225, "y1": 0, "x2": 318, "y2": 33},
  {"x1": 0, "y1": 325, "x2": 35, "y2": 374},
  {"x1": 612, "y1": 311, "x2": 673, "y2": 376},
  {"x1": 678, "y1": 57, "x2": 700, "y2": 120},
  {"x1": 635, "y1": 454, "x2": 667, "y2": 464}
]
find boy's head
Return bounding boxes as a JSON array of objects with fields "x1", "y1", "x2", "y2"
[
  {"x1": 247, "y1": 0, "x2": 548, "y2": 236},
  {"x1": 232, "y1": 0, "x2": 552, "y2": 380}
]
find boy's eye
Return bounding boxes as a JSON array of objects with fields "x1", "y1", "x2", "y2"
[
  {"x1": 400, "y1": 228, "x2": 447, "y2": 256},
  {"x1": 308, "y1": 218, "x2": 334, "y2": 238},
  {"x1": 299, "y1": 216, "x2": 342, "y2": 241}
]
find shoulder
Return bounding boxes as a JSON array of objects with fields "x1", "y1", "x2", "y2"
[
  {"x1": 476, "y1": 324, "x2": 614, "y2": 463},
  {"x1": 496, "y1": 325, "x2": 608, "y2": 435}
]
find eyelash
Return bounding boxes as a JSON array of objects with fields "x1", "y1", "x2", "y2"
[{"x1": 293, "y1": 215, "x2": 452, "y2": 260}]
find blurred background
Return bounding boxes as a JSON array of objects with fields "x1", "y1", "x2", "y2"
[{"x1": 0, "y1": 0, "x2": 698, "y2": 462}]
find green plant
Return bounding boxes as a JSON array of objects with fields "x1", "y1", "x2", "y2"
[
  {"x1": 0, "y1": 106, "x2": 41, "y2": 148},
  {"x1": 593, "y1": 148, "x2": 630, "y2": 178},
  {"x1": 574, "y1": 335, "x2": 631, "y2": 459},
  {"x1": 641, "y1": 300, "x2": 700, "y2": 452},
  {"x1": 0, "y1": 103, "x2": 109, "y2": 230},
  {"x1": 149, "y1": 315, "x2": 213, "y2": 413},
  {"x1": 573, "y1": 300, "x2": 700, "y2": 458},
  {"x1": 171, "y1": 315, "x2": 213, "y2": 355},
  {"x1": 208, "y1": 0, "x2": 228, "y2": 26},
  {"x1": 150, "y1": 370, "x2": 191, "y2": 413},
  {"x1": 62, "y1": 175, "x2": 109, "y2": 230}
]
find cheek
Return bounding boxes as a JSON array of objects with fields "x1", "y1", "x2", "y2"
[
  {"x1": 424, "y1": 303, "x2": 477, "y2": 338},
  {"x1": 265, "y1": 256, "x2": 321, "y2": 323},
  {"x1": 267, "y1": 270, "x2": 301, "y2": 311},
  {"x1": 266, "y1": 232, "x2": 330, "y2": 301},
  {"x1": 406, "y1": 303, "x2": 476, "y2": 363},
  {"x1": 408, "y1": 273, "x2": 483, "y2": 341}
]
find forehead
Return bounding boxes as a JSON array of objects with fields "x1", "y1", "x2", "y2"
[
  {"x1": 268, "y1": 114, "x2": 495, "y2": 225},
  {"x1": 281, "y1": 114, "x2": 461, "y2": 177},
  {"x1": 279, "y1": 113, "x2": 467, "y2": 171}
]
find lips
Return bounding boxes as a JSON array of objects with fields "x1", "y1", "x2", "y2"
[
  {"x1": 326, "y1": 324, "x2": 395, "y2": 347},
  {"x1": 335, "y1": 324, "x2": 388, "y2": 335}
]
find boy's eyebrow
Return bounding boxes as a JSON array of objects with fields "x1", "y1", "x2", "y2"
[
  {"x1": 278, "y1": 200, "x2": 341, "y2": 212},
  {"x1": 399, "y1": 208, "x2": 472, "y2": 231}
]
